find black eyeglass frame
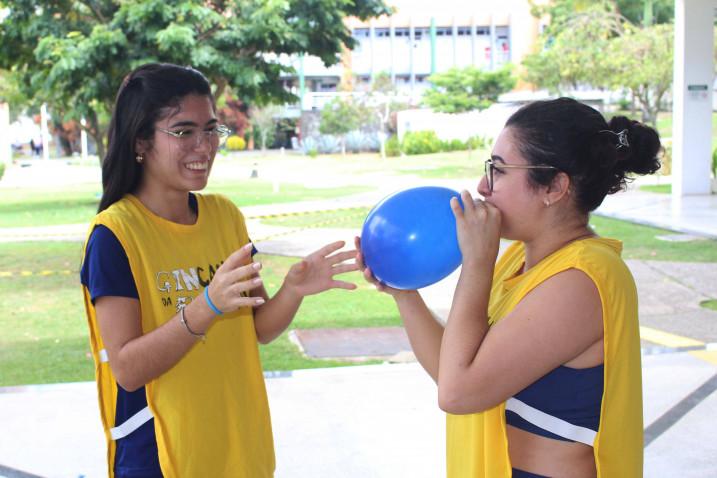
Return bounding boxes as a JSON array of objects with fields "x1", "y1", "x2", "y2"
[{"x1": 483, "y1": 158, "x2": 558, "y2": 193}]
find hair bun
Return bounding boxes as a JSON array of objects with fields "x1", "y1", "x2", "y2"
[{"x1": 607, "y1": 116, "x2": 661, "y2": 176}]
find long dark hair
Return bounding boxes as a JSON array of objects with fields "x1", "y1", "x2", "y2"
[
  {"x1": 98, "y1": 63, "x2": 213, "y2": 212},
  {"x1": 505, "y1": 97, "x2": 661, "y2": 213}
]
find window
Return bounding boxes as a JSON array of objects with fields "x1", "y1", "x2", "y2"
[
  {"x1": 395, "y1": 27, "x2": 409, "y2": 37},
  {"x1": 457, "y1": 26, "x2": 472, "y2": 36},
  {"x1": 353, "y1": 28, "x2": 369, "y2": 38},
  {"x1": 376, "y1": 28, "x2": 390, "y2": 37}
]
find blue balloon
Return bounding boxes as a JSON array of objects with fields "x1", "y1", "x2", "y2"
[{"x1": 361, "y1": 186, "x2": 463, "y2": 290}]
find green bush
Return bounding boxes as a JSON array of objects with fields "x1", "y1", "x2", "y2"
[
  {"x1": 226, "y1": 135, "x2": 246, "y2": 151},
  {"x1": 659, "y1": 140, "x2": 672, "y2": 176},
  {"x1": 466, "y1": 135, "x2": 487, "y2": 150},
  {"x1": 0, "y1": 162, "x2": 5, "y2": 181},
  {"x1": 307, "y1": 148, "x2": 319, "y2": 158},
  {"x1": 385, "y1": 136, "x2": 401, "y2": 157},
  {"x1": 441, "y1": 139, "x2": 466, "y2": 152},
  {"x1": 712, "y1": 146, "x2": 717, "y2": 178},
  {"x1": 401, "y1": 130, "x2": 442, "y2": 155}
]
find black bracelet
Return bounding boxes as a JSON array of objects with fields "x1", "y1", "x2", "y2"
[{"x1": 180, "y1": 307, "x2": 206, "y2": 342}]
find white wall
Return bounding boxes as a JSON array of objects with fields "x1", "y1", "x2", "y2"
[
  {"x1": 396, "y1": 103, "x2": 520, "y2": 143},
  {"x1": 0, "y1": 102, "x2": 10, "y2": 166}
]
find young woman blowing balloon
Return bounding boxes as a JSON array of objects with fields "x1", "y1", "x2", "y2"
[
  {"x1": 357, "y1": 97, "x2": 661, "y2": 478},
  {"x1": 80, "y1": 63, "x2": 358, "y2": 478}
]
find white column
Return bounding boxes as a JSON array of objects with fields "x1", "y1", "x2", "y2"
[
  {"x1": 40, "y1": 103, "x2": 50, "y2": 160},
  {"x1": 0, "y1": 102, "x2": 10, "y2": 166},
  {"x1": 80, "y1": 117, "x2": 89, "y2": 161},
  {"x1": 672, "y1": 0, "x2": 714, "y2": 197}
]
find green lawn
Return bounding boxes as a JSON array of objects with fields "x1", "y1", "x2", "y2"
[
  {"x1": 0, "y1": 180, "x2": 372, "y2": 228},
  {"x1": 638, "y1": 184, "x2": 671, "y2": 194},
  {"x1": 0, "y1": 242, "x2": 397, "y2": 386},
  {"x1": 264, "y1": 207, "x2": 717, "y2": 263}
]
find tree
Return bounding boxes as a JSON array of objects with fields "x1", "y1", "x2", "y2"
[
  {"x1": 0, "y1": 0, "x2": 390, "y2": 160},
  {"x1": 529, "y1": 0, "x2": 673, "y2": 30},
  {"x1": 250, "y1": 105, "x2": 282, "y2": 151},
  {"x1": 319, "y1": 96, "x2": 361, "y2": 155},
  {"x1": 422, "y1": 66, "x2": 516, "y2": 113},
  {"x1": 523, "y1": 5, "x2": 626, "y2": 94},
  {"x1": 522, "y1": 4, "x2": 671, "y2": 126},
  {"x1": 607, "y1": 24, "x2": 673, "y2": 125}
]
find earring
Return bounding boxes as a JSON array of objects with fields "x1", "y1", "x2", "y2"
[
  {"x1": 135, "y1": 154, "x2": 143, "y2": 164},
  {"x1": 544, "y1": 199, "x2": 551, "y2": 207}
]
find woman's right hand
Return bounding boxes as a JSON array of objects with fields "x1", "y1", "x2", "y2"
[
  {"x1": 354, "y1": 236, "x2": 411, "y2": 298},
  {"x1": 206, "y1": 243, "x2": 266, "y2": 313}
]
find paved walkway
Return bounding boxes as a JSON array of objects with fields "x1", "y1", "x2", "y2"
[{"x1": 1, "y1": 161, "x2": 717, "y2": 477}]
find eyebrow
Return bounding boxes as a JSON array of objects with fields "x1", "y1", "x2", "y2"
[
  {"x1": 490, "y1": 155, "x2": 506, "y2": 164},
  {"x1": 168, "y1": 118, "x2": 218, "y2": 128}
]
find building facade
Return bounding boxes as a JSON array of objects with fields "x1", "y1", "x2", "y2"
[{"x1": 281, "y1": 0, "x2": 546, "y2": 110}]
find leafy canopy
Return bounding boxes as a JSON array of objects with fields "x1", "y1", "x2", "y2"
[
  {"x1": 0, "y1": 0, "x2": 390, "y2": 156},
  {"x1": 422, "y1": 66, "x2": 516, "y2": 113}
]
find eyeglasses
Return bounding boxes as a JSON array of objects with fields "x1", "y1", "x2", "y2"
[
  {"x1": 156, "y1": 124, "x2": 231, "y2": 150},
  {"x1": 484, "y1": 158, "x2": 558, "y2": 193}
]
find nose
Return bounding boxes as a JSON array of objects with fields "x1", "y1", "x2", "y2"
[
  {"x1": 193, "y1": 132, "x2": 214, "y2": 152},
  {"x1": 477, "y1": 174, "x2": 491, "y2": 197}
]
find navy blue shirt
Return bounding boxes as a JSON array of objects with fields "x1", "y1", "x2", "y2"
[{"x1": 81, "y1": 224, "x2": 162, "y2": 478}]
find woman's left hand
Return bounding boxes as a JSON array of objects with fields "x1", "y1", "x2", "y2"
[
  {"x1": 284, "y1": 241, "x2": 360, "y2": 298},
  {"x1": 450, "y1": 190, "x2": 502, "y2": 268}
]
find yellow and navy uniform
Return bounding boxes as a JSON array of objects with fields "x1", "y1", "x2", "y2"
[
  {"x1": 446, "y1": 237, "x2": 643, "y2": 477},
  {"x1": 81, "y1": 193, "x2": 274, "y2": 478}
]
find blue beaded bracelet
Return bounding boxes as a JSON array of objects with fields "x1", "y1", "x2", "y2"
[{"x1": 204, "y1": 286, "x2": 223, "y2": 315}]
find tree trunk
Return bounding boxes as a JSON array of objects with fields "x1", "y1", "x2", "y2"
[{"x1": 86, "y1": 110, "x2": 105, "y2": 164}]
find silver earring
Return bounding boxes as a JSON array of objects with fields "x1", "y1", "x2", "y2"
[
  {"x1": 544, "y1": 199, "x2": 551, "y2": 207},
  {"x1": 136, "y1": 154, "x2": 143, "y2": 163}
]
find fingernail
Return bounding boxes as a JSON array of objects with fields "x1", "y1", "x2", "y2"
[
  {"x1": 252, "y1": 262, "x2": 262, "y2": 270},
  {"x1": 255, "y1": 298, "x2": 265, "y2": 305},
  {"x1": 243, "y1": 243, "x2": 253, "y2": 250},
  {"x1": 253, "y1": 277, "x2": 263, "y2": 285}
]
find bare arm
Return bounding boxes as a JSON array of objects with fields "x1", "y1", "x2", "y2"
[
  {"x1": 96, "y1": 243, "x2": 264, "y2": 392},
  {"x1": 437, "y1": 192, "x2": 603, "y2": 414},
  {"x1": 356, "y1": 237, "x2": 444, "y2": 381}
]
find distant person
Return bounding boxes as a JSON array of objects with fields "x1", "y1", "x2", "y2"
[
  {"x1": 30, "y1": 137, "x2": 43, "y2": 156},
  {"x1": 357, "y1": 97, "x2": 661, "y2": 477},
  {"x1": 80, "y1": 63, "x2": 359, "y2": 477}
]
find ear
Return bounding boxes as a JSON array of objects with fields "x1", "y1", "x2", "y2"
[
  {"x1": 545, "y1": 171, "x2": 571, "y2": 206},
  {"x1": 135, "y1": 138, "x2": 150, "y2": 155}
]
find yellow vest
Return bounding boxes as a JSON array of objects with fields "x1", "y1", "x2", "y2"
[
  {"x1": 81, "y1": 194, "x2": 274, "y2": 477},
  {"x1": 446, "y1": 238, "x2": 643, "y2": 477}
]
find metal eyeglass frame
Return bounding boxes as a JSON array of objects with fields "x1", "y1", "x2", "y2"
[
  {"x1": 484, "y1": 158, "x2": 558, "y2": 193},
  {"x1": 156, "y1": 124, "x2": 231, "y2": 150}
]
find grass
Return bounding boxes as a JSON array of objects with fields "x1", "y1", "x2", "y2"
[
  {"x1": 700, "y1": 299, "x2": 717, "y2": 312},
  {"x1": 0, "y1": 242, "x2": 398, "y2": 387},
  {"x1": 265, "y1": 207, "x2": 717, "y2": 263},
  {"x1": 0, "y1": 180, "x2": 372, "y2": 228},
  {"x1": 589, "y1": 215, "x2": 717, "y2": 262},
  {"x1": 639, "y1": 184, "x2": 671, "y2": 194},
  {"x1": 0, "y1": 150, "x2": 488, "y2": 228}
]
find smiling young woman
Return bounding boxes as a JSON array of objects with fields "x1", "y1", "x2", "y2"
[{"x1": 81, "y1": 63, "x2": 359, "y2": 478}]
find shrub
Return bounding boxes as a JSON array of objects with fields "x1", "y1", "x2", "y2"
[
  {"x1": 308, "y1": 148, "x2": 319, "y2": 158},
  {"x1": 0, "y1": 162, "x2": 5, "y2": 181},
  {"x1": 441, "y1": 139, "x2": 466, "y2": 152},
  {"x1": 712, "y1": 146, "x2": 717, "y2": 178},
  {"x1": 226, "y1": 135, "x2": 246, "y2": 151},
  {"x1": 466, "y1": 135, "x2": 487, "y2": 150},
  {"x1": 385, "y1": 136, "x2": 401, "y2": 157},
  {"x1": 401, "y1": 130, "x2": 441, "y2": 155},
  {"x1": 659, "y1": 140, "x2": 672, "y2": 176}
]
